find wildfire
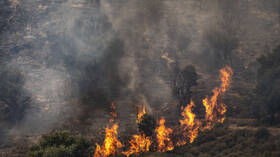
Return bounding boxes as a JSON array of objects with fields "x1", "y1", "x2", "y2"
[
  {"x1": 178, "y1": 100, "x2": 201, "y2": 145},
  {"x1": 94, "y1": 124, "x2": 123, "y2": 157},
  {"x1": 155, "y1": 117, "x2": 174, "y2": 152},
  {"x1": 122, "y1": 134, "x2": 152, "y2": 157},
  {"x1": 203, "y1": 66, "x2": 233, "y2": 129},
  {"x1": 94, "y1": 103, "x2": 123, "y2": 157},
  {"x1": 137, "y1": 104, "x2": 146, "y2": 123},
  {"x1": 123, "y1": 104, "x2": 152, "y2": 157},
  {"x1": 92, "y1": 66, "x2": 233, "y2": 156}
]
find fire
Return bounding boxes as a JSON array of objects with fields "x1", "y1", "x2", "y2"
[
  {"x1": 203, "y1": 66, "x2": 233, "y2": 129},
  {"x1": 137, "y1": 104, "x2": 146, "y2": 123},
  {"x1": 122, "y1": 134, "x2": 152, "y2": 157},
  {"x1": 94, "y1": 103, "x2": 123, "y2": 157},
  {"x1": 155, "y1": 117, "x2": 174, "y2": 152},
  {"x1": 94, "y1": 124, "x2": 123, "y2": 157},
  {"x1": 92, "y1": 66, "x2": 233, "y2": 156},
  {"x1": 123, "y1": 104, "x2": 151, "y2": 157},
  {"x1": 178, "y1": 100, "x2": 201, "y2": 145}
]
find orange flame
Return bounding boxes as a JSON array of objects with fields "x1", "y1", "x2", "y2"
[
  {"x1": 94, "y1": 124, "x2": 123, "y2": 157},
  {"x1": 122, "y1": 134, "x2": 152, "y2": 157},
  {"x1": 203, "y1": 66, "x2": 233, "y2": 129},
  {"x1": 122, "y1": 104, "x2": 152, "y2": 157},
  {"x1": 93, "y1": 66, "x2": 233, "y2": 156},
  {"x1": 155, "y1": 117, "x2": 174, "y2": 152},
  {"x1": 137, "y1": 104, "x2": 146, "y2": 123},
  {"x1": 94, "y1": 103, "x2": 123, "y2": 157},
  {"x1": 178, "y1": 100, "x2": 201, "y2": 145}
]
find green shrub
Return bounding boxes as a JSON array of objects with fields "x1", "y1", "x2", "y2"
[{"x1": 26, "y1": 131, "x2": 92, "y2": 157}]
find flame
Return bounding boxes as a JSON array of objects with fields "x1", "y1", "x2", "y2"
[
  {"x1": 137, "y1": 104, "x2": 146, "y2": 123},
  {"x1": 122, "y1": 104, "x2": 152, "y2": 157},
  {"x1": 178, "y1": 100, "x2": 201, "y2": 145},
  {"x1": 94, "y1": 124, "x2": 123, "y2": 157},
  {"x1": 203, "y1": 66, "x2": 233, "y2": 129},
  {"x1": 94, "y1": 103, "x2": 123, "y2": 157},
  {"x1": 155, "y1": 117, "x2": 174, "y2": 152},
  {"x1": 93, "y1": 66, "x2": 233, "y2": 156},
  {"x1": 122, "y1": 134, "x2": 152, "y2": 157}
]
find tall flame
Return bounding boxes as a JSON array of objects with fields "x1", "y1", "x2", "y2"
[
  {"x1": 94, "y1": 124, "x2": 123, "y2": 157},
  {"x1": 203, "y1": 66, "x2": 233, "y2": 129},
  {"x1": 137, "y1": 104, "x2": 146, "y2": 123},
  {"x1": 178, "y1": 100, "x2": 201, "y2": 145},
  {"x1": 94, "y1": 103, "x2": 123, "y2": 157},
  {"x1": 122, "y1": 134, "x2": 152, "y2": 157},
  {"x1": 155, "y1": 117, "x2": 174, "y2": 152},
  {"x1": 122, "y1": 104, "x2": 151, "y2": 157}
]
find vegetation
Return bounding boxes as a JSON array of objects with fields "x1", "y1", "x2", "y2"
[
  {"x1": 138, "y1": 114, "x2": 157, "y2": 137},
  {"x1": 26, "y1": 131, "x2": 93, "y2": 157},
  {"x1": 253, "y1": 45, "x2": 280, "y2": 124},
  {"x1": 138, "y1": 125, "x2": 280, "y2": 157},
  {"x1": 173, "y1": 65, "x2": 198, "y2": 111},
  {"x1": 1, "y1": 0, "x2": 280, "y2": 156},
  {"x1": 25, "y1": 126, "x2": 280, "y2": 157}
]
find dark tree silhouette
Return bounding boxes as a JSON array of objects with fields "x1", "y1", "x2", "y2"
[
  {"x1": 254, "y1": 45, "x2": 280, "y2": 124},
  {"x1": 172, "y1": 64, "x2": 198, "y2": 112}
]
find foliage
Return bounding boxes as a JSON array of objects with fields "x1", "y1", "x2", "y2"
[
  {"x1": 135, "y1": 126, "x2": 280, "y2": 157},
  {"x1": 138, "y1": 114, "x2": 157, "y2": 137},
  {"x1": 254, "y1": 45, "x2": 280, "y2": 124},
  {"x1": 173, "y1": 65, "x2": 198, "y2": 111},
  {"x1": 174, "y1": 126, "x2": 279, "y2": 157},
  {"x1": 26, "y1": 131, "x2": 93, "y2": 157}
]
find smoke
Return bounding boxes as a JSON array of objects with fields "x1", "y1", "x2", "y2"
[{"x1": 1, "y1": 0, "x2": 280, "y2": 145}]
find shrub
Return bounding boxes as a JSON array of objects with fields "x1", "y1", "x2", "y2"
[
  {"x1": 138, "y1": 114, "x2": 156, "y2": 137},
  {"x1": 26, "y1": 131, "x2": 92, "y2": 157}
]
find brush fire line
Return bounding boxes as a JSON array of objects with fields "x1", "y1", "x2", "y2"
[
  {"x1": 155, "y1": 117, "x2": 174, "y2": 152},
  {"x1": 94, "y1": 103, "x2": 124, "y2": 157},
  {"x1": 93, "y1": 66, "x2": 233, "y2": 157}
]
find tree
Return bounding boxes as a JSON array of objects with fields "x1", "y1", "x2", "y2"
[
  {"x1": 173, "y1": 64, "x2": 198, "y2": 111},
  {"x1": 254, "y1": 45, "x2": 280, "y2": 124}
]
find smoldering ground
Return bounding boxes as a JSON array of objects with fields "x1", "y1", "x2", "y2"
[{"x1": 0, "y1": 0, "x2": 280, "y2": 146}]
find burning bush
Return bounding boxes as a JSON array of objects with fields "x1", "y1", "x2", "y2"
[
  {"x1": 26, "y1": 131, "x2": 92, "y2": 157},
  {"x1": 138, "y1": 114, "x2": 157, "y2": 137}
]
